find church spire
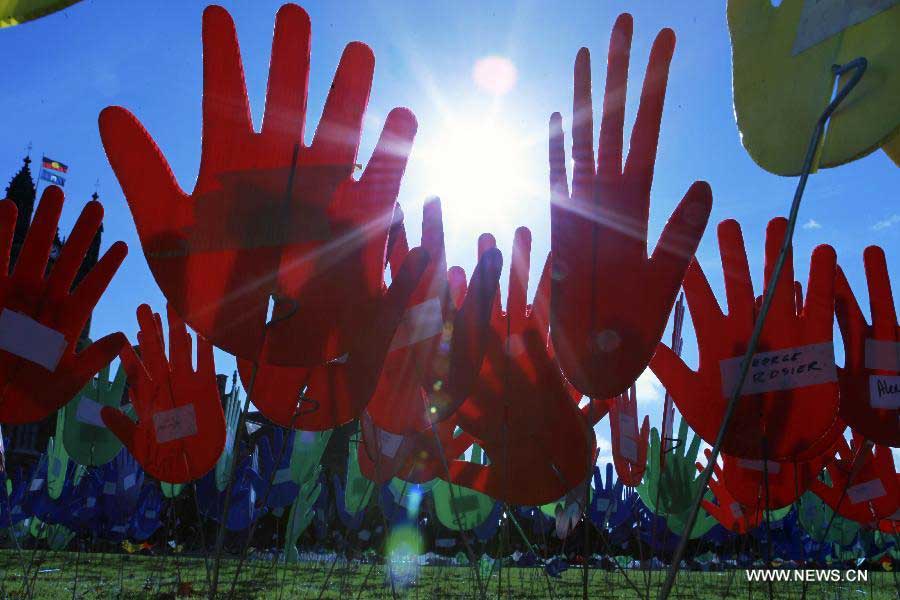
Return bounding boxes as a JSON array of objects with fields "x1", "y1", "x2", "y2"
[{"x1": 5, "y1": 154, "x2": 37, "y2": 271}]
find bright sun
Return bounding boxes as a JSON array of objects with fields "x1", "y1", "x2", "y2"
[{"x1": 416, "y1": 115, "x2": 539, "y2": 228}]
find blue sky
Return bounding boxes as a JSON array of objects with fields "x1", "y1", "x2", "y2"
[{"x1": 1, "y1": 0, "x2": 897, "y2": 463}]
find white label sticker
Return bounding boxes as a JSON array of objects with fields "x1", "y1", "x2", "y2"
[
  {"x1": 299, "y1": 431, "x2": 316, "y2": 445},
  {"x1": 50, "y1": 458, "x2": 62, "y2": 477},
  {"x1": 103, "y1": 482, "x2": 116, "y2": 495},
  {"x1": 596, "y1": 498, "x2": 610, "y2": 513},
  {"x1": 792, "y1": 0, "x2": 900, "y2": 55},
  {"x1": 865, "y1": 339, "x2": 900, "y2": 372},
  {"x1": 736, "y1": 459, "x2": 782, "y2": 474},
  {"x1": 618, "y1": 414, "x2": 636, "y2": 434},
  {"x1": 730, "y1": 502, "x2": 744, "y2": 519},
  {"x1": 358, "y1": 530, "x2": 372, "y2": 541},
  {"x1": 273, "y1": 468, "x2": 293, "y2": 485},
  {"x1": 377, "y1": 428, "x2": 404, "y2": 458},
  {"x1": 30, "y1": 478, "x2": 44, "y2": 491},
  {"x1": 144, "y1": 510, "x2": 156, "y2": 519},
  {"x1": 123, "y1": 473, "x2": 136, "y2": 491},
  {"x1": 86, "y1": 497, "x2": 96, "y2": 508},
  {"x1": 719, "y1": 343, "x2": 837, "y2": 397},
  {"x1": 153, "y1": 404, "x2": 198, "y2": 443},
  {"x1": 388, "y1": 297, "x2": 444, "y2": 352},
  {"x1": 869, "y1": 375, "x2": 900, "y2": 409},
  {"x1": 619, "y1": 436, "x2": 639, "y2": 464},
  {"x1": 111, "y1": 524, "x2": 126, "y2": 533},
  {"x1": 0, "y1": 309, "x2": 67, "y2": 371},
  {"x1": 75, "y1": 396, "x2": 107, "y2": 428},
  {"x1": 847, "y1": 479, "x2": 887, "y2": 504}
]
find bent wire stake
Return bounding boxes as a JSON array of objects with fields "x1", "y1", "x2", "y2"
[{"x1": 659, "y1": 57, "x2": 868, "y2": 600}]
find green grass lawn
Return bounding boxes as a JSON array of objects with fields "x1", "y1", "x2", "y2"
[{"x1": 0, "y1": 550, "x2": 897, "y2": 598}]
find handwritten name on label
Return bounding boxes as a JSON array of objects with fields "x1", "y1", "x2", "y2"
[
  {"x1": 736, "y1": 459, "x2": 782, "y2": 474},
  {"x1": 719, "y1": 342, "x2": 837, "y2": 397},
  {"x1": 847, "y1": 479, "x2": 887, "y2": 504},
  {"x1": 0, "y1": 309, "x2": 67, "y2": 371},
  {"x1": 388, "y1": 297, "x2": 444, "y2": 352},
  {"x1": 75, "y1": 396, "x2": 107, "y2": 428},
  {"x1": 865, "y1": 339, "x2": 900, "y2": 372},
  {"x1": 870, "y1": 375, "x2": 900, "y2": 409},
  {"x1": 620, "y1": 436, "x2": 639, "y2": 464},
  {"x1": 153, "y1": 404, "x2": 198, "y2": 444},
  {"x1": 792, "y1": 0, "x2": 900, "y2": 55},
  {"x1": 377, "y1": 428, "x2": 404, "y2": 458}
]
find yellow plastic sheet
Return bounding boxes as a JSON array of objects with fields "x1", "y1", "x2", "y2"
[{"x1": 728, "y1": 0, "x2": 900, "y2": 175}]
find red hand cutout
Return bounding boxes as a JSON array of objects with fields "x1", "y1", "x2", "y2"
[
  {"x1": 548, "y1": 13, "x2": 712, "y2": 400},
  {"x1": 718, "y1": 442, "x2": 837, "y2": 511},
  {"x1": 447, "y1": 228, "x2": 595, "y2": 505},
  {"x1": 234, "y1": 203, "x2": 444, "y2": 431},
  {"x1": 698, "y1": 452, "x2": 762, "y2": 534},
  {"x1": 607, "y1": 384, "x2": 649, "y2": 487},
  {"x1": 357, "y1": 410, "x2": 473, "y2": 485},
  {"x1": 651, "y1": 218, "x2": 839, "y2": 460},
  {"x1": 0, "y1": 186, "x2": 127, "y2": 424},
  {"x1": 101, "y1": 304, "x2": 225, "y2": 483},
  {"x1": 809, "y1": 436, "x2": 899, "y2": 525},
  {"x1": 835, "y1": 246, "x2": 900, "y2": 446},
  {"x1": 99, "y1": 4, "x2": 417, "y2": 366}
]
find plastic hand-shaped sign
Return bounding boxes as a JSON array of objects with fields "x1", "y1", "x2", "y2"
[
  {"x1": 236, "y1": 202, "x2": 464, "y2": 431},
  {"x1": 698, "y1": 454, "x2": 762, "y2": 534},
  {"x1": 835, "y1": 246, "x2": 900, "y2": 446},
  {"x1": 727, "y1": 0, "x2": 900, "y2": 175},
  {"x1": 432, "y1": 445, "x2": 497, "y2": 532},
  {"x1": 358, "y1": 409, "x2": 471, "y2": 485},
  {"x1": 607, "y1": 384, "x2": 649, "y2": 487},
  {"x1": 717, "y1": 444, "x2": 837, "y2": 510},
  {"x1": 448, "y1": 229, "x2": 595, "y2": 505},
  {"x1": 549, "y1": 13, "x2": 712, "y2": 401},
  {"x1": 100, "y1": 4, "x2": 417, "y2": 366},
  {"x1": 62, "y1": 359, "x2": 127, "y2": 467},
  {"x1": 101, "y1": 304, "x2": 225, "y2": 483},
  {"x1": 367, "y1": 199, "x2": 502, "y2": 435},
  {"x1": 651, "y1": 218, "x2": 839, "y2": 460},
  {"x1": 638, "y1": 421, "x2": 708, "y2": 520},
  {"x1": 0, "y1": 186, "x2": 127, "y2": 424},
  {"x1": 809, "y1": 436, "x2": 899, "y2": 524}
]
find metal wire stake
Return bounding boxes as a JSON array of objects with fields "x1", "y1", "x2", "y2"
[{"x1": 659, "y1": 57, "x2": 867, "y2": 600}]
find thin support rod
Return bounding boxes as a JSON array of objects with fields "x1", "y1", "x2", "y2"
[{"x1": 659, "y1": 57, "x2": 867, "y2": 600}]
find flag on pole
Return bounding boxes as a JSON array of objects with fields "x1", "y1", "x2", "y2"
[
  {"x1": 42, "y1": 156, "x2": 68, "y2": 173},
  {"x1": 39, "y1": 170, "x2": 65, "y2": 186}
]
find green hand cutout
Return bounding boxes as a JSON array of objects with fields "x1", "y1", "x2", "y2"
[
  {"x1": 798, "y1": 489, "x2": 859, "y2": 546},
  {"x1": 638, "y1": 421, "x2": 716, "y2": 538},
  {"x1": 215, "y1": 382, "x2": 243, "y2": 492},
  {"x1": 161, "y1": 482, "x2": 184, "y2": 498},
  {"x1": 289, "y1": 429, "x2": 333, "y2": 486},
  {"x1": 47, "y1": 411, "x2": 72, "y2": 500},
  {"x1": 344, "y1": 432, "x2": 374, "y2": 515},
  {"x1": 62, "y1": 360, "x2": 128, "y2": 467},
  {"x1": 284, "y1": 471, "x2": 322, "y2": 563}
]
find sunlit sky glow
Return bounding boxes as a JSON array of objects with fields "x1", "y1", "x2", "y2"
[{"x1": 1, "y1": 0, "x2": 897, "y2": 463}]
